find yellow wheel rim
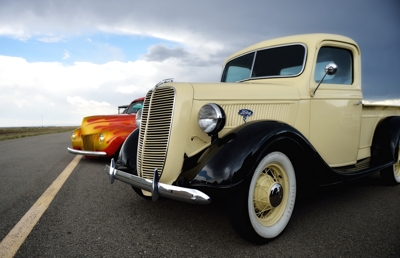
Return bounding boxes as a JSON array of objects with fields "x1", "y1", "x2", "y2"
[{"x1": 253, "y1": 162, "x2": 288, "y2": 227}]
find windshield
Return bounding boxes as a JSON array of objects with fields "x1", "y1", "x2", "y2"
[
  {"x1": 126, "y1": 101, "x2": 143, "y2": 114},
  {"x1": 118, "y1": 105, "x2": 128, "y2": 114},
  {"x1": 221, "y1": 44, "x2": 306, "y2": 82}
]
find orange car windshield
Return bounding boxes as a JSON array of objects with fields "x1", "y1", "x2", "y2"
[{"x1": 126, "y1": 101, "x2": 144, "y2": 114}]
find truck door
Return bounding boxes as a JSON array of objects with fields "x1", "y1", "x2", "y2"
[{"x1": 309, "y1": 42, "x2": 362, "y2": 167}]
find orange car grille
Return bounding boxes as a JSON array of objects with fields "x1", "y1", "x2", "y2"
[
  {"x1": 82, "y1": 135, "x2": 95, "y2": 151},
  {"x1": 137, "y1": 87, "x2": 175, "y2": 180}
]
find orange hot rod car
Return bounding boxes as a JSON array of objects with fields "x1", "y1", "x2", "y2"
[{"x1": 67, "y1": 97, "x2": 144, "y2": 158}]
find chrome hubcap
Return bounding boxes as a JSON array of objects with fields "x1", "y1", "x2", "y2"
[{"x1": 269, "y1": 183, "x2": 283, "y2": 207}]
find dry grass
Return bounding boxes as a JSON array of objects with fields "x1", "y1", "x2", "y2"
[{"x1": 0, "y1": 126, "x2": 78, "y2": 141}]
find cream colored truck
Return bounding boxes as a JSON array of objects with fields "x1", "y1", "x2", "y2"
[{"x1": 107, "y1": 34, "x2": 400, "y2": 244}]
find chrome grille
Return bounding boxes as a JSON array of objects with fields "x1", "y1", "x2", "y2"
[
  {"x1": 137, "y1": 87, "x2": 175, "y2": 179},
  {"x1": 82, "y1": 135, "x2": 95, "y2": 150}
]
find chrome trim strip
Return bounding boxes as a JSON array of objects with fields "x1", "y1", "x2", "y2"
[
  {"x1": 106, "y1": 159, "x2": 211, "y2": 205},
  {"x1": 250, "y1": 51, "x2": 257, "y2": 75},
  {"x1": 154, "y1": 78, "x2": 174, "y2": 89},
  {"x1": 67, "y1": 147, "x2": 107, "y2": 156}
]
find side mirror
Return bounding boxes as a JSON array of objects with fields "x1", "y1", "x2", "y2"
[
  {"x1": 325, "y1": 63, "x2": 338, "y2": 76},
  {"x1": 311, "y1": 63, "x2": 338, "y2": 97}
]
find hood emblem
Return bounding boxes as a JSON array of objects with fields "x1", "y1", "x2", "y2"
[{"x1": 238, "y1": 109, "x2": 253, "y2": 123}]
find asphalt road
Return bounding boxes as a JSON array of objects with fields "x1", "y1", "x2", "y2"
[{"x1": 0, "y1": 132, "x2": 400, "y2": 257}]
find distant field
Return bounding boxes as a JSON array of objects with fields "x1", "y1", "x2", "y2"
[{"x1": 0, "y1": 126, "x2": 78, "y2": 141}]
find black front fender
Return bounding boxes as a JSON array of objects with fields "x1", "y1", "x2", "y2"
[
  {"x1": 185, "y1": 121, "x2": 308, "y2": 190},
  {"x1": 116, "y1": 129, "x2": 139, "y2": 173}
]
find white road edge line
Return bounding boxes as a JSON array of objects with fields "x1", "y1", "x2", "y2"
[{"x1": 0, "y1": 155, "x2": 83, "y2": 258}]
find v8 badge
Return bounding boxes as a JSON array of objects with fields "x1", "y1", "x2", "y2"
[{"x1": 238, "y1": 109, "x2": 253, "y2": 123}]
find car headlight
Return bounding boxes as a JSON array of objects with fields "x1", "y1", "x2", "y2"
[
  {"x1": 198, "y1": 103, "x2": 225, "y2": 135},
  {"x1": 71, "y1": 132, "x2": 76, "y2": 140},
  {"x1": 136, "y1": 108, "x2": 142, "y2": 127},
  {"x1": 99, "y1": 133, "x2": 105, "y2": 142}
]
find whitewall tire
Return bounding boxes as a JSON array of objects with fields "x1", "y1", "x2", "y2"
[{"x1": 227, "y1": 151, "x2": 296, "y2": 244}]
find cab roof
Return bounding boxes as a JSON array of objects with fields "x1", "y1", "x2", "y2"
[{"x1": 224, "y1": 33, "x2": 358, "y2": 66}]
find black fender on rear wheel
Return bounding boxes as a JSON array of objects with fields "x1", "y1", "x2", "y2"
[
  {"x1": 226, "y1": 151, "x2": 296, "y2": 245},
  {"x1": 371, "y1": 116, "x2": 400, "y2": 185},
  {"x1": 371, "y1": 116, "x2": 400, "y2": 165},
  {"x1": 380, "y1": 139, "x2": 400, "y2": 185}
]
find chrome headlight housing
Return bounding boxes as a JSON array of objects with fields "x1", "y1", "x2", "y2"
[
  {"x1": 99, "y1": 133, "x2": 105, "y2": 142},
  {"x1": 136, "y1": 108, "x2": 142, "y2": 127},
  {"x1": 198, "y1": 103, "x2": 225, "y2": 135}
]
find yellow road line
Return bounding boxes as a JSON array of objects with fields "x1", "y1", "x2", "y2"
[{"x1": 0, "y1": 155, "x2": 82, "y2": 258}]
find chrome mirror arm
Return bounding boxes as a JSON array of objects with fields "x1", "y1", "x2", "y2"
[{"x1": 311, "y1": 63, "x2": 337, "y2": 97}]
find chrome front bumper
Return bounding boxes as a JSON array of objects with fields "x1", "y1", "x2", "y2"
[
  {"x1": 67, "y1": 147, "x2": 107, "y2": 157},
  {"x1": 106, "y1": 159, "x2": 211, "y2": 205}
]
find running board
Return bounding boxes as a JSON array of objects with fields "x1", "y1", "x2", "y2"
[{"x1": 333, "y1": 158, "x2": 392, "y2": 176}]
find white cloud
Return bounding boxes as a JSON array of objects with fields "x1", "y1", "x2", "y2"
[
  {"x1": 363, "y1": 99, "x2": 400, "y2": 106},
  {"x1": 62, "y1": 50, "x2": 70, "y2": 60},
  {"x1": 116, "y1": 85, "x2": 144, "y2": 94},
  {"x1": 37, "y1": 35, "x2": 64, "y2": 43},
  {"x1": 13, "y1": 98, "x2": 30, "y2": 108},
  {"x1": 67, "y1": 96, "x2": 110, "y2": 107},
  {"x1": 0, "y1": 51, "x2": 220, "y2": 126},
  {"x1": 0, "y1": 25, "x2": 31, "y2": 40}
]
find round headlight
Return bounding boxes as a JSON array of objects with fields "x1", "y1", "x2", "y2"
[
  {"x1": 198, "y1": 103, "x2": 225, "y2": 135},
  {"x1": 71, "y1": 132, "x2": 76, "y2": 140},
  {"x1": 99, "y1": 133, "x2": 105, "y2": 142},
  {"x1": 136, "y1": 108, "x2": 142, "y2": 127}
]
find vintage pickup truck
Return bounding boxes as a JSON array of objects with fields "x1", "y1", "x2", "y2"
[
  {"x1": 68, "y1": 97, "x2": 144, "y2": 158},
  {"x1": 107, "y1": 34, "x2": 400, "y2": 244}
]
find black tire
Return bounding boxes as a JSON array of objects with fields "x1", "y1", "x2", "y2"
[
  {"x1": 128, "y1": 168, "x2": 151, "y2": 200},
  {"x1": 380, "y1": 140, "x2": 400, "y2": 185},
  {"x1": 226, "y1": 151, "x2": 296, "y2": 244},
  {"x1": 115, "y1": 156, "x2": 151, "y2": 200},
  {"x1": 131, "y1": 186, "x2": 151, "y2": 199}
]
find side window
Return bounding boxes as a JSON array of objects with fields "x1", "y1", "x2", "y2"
[
  {"x1": 221, "y1": 52, "x2": 254, "y2": 82},
  {"x1": 315, "y1": 47, "x2": 353, "y2": 85}
]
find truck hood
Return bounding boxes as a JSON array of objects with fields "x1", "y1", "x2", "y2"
[{"x1": 190, "y1": 81, "x2": 300, "y2": 100}]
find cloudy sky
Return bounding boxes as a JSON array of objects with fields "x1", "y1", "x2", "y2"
[{"x1": 0, "y1": 0, "x2": 399, "y2": 127}]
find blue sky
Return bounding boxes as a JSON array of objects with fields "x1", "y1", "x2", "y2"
[
  {"x1": 0, "y1": 34, "x2": 175, "y2": 64},
  {"x1": 0, "y1": 0, "x2": 399, "y2": 127}
]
